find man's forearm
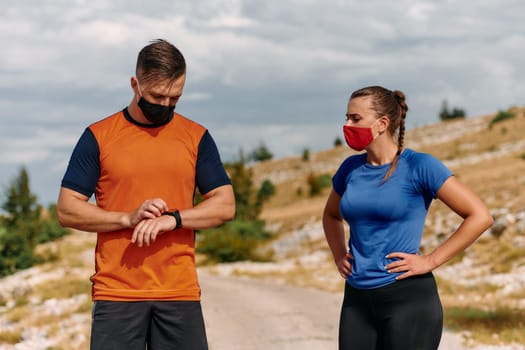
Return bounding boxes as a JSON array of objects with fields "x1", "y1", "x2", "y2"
[
  {"x1": 179, "y1": 185, "x2": 235, "y2": 229},
  {"x1": 58, "y1": 197, "x2": 130, "y2": 232},
  {"x1": 57, "y1": 188, "x2": 131, "y2": 233}
]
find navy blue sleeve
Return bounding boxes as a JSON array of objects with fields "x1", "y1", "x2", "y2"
[
  {"x1": 61, "y1": 128, "x2": 100, "y2": 198},
  {"x1": 196, "y1": 130, "x2": 231, "y2": 195}
]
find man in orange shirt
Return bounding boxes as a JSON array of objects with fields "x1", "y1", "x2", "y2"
[{"x1": 58, "y1": 39, "x2": 235, "y2": 350}]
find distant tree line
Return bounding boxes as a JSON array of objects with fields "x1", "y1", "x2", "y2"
[
  {"x1": 439, "y1": 99, "x2": 466, "y2": 121},
  {"x1": 0, "y1": 167, "x2": 69, "y2": 277}
]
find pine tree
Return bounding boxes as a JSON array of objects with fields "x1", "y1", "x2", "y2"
[{"x1": 0, "y1": 167, "x2": 41, "y2": 276}]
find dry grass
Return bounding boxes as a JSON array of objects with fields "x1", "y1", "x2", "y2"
[
  {"x1": 437, "y1": 277, "x2": 501, "y2": 306},
  {"x1": 0, "y1": 329, "x2": 22, "y2": 345},
  {"x1": 34, "y1": 277, "x2": 92, "y2": 301},
  {"x1": 260, "y1": 190, "x2": 329, "y2": 231},
  {"x1": 0, "y1": 231, "x2": 95, "y2": 349},
  {"x1": 444, "y1": 306, "x2": 525, "y2": 346},
  {"x1": 417, "y1": 114, "x2": 524, "y2": 158},
  {"x1": 4, "y1": 305, "x2": 31, "y2": 323},
  {"x1": 416, "y1": 111, "x2": 525, "y2": 213},
  {"x1": 472, "y1": 237, "x2": 524, "y2": 273}
]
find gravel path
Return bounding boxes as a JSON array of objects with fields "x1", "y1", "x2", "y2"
[{"x1": 199, "y1": 271, "x2": 467, "y2": 350}]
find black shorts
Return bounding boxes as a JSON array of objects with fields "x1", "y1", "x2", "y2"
[
  {"x1": 90, "y1": 300, "x2": 208, "y2": 350},
  {"x1": 339, "y1": 273, "x2": 443, "y2": 350}
]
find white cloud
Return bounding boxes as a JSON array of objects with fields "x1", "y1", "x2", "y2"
[
  {"x1": 75, "y1": 20, "x2": 135, "y2": 46},
  {"x1": 184, "y1": 92, "x2": 213, "y2": 101},
  {"x1": 0, "y1": 129, "x2": 77, "y2": 164},
  {"x1": 407, "y1": 2, "x2": 437, "y2": 22}
]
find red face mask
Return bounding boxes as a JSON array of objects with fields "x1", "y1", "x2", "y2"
[{"x1": 343, "y1": 125, "x2": 375, "y2": 151}]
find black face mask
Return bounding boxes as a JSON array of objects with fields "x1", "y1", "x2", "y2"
[{"x1": 138, "y1": 96, "x2": 175, "y2": 125}]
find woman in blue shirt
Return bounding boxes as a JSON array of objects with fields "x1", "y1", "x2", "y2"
[{"x1": 323, "y1": 86, "x2": 493, "y2": 350}]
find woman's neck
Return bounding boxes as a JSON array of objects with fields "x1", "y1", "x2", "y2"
[{"x1": 366, "y1": 139, "x2": 399, "y2": 165}]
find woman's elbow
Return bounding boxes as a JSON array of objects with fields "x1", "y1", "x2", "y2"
[
  {"x1": 474, "y1": 208, "x2": 494, "y2": 235},
  {"x1": 483, "y1": 211, "x2": 495, "y2": 231}
]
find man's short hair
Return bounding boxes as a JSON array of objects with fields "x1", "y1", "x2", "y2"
[{"x1": 136, "y1": 39, "x2": 186, "y2": 86}]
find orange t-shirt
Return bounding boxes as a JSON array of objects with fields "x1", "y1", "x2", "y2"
[{"x1": 62, "y1": 109, "x2": 229, "y2": 301}]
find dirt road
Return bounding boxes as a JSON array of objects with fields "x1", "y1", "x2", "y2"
[{"x1": 199, "y1": 271, "x2": 466, "y2": 350}]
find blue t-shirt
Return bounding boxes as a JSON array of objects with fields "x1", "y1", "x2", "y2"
[{"x1": 332, "y1": 148, "x2": 453, "y2": 289}]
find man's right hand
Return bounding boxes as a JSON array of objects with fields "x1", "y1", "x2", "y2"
[{"x1": 128, "y1": 198, "x2": 169, "y2": 227}]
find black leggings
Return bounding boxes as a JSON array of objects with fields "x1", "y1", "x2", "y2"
[{"x1": 339, "y1": 273, "x2": 443, "y2": 350}]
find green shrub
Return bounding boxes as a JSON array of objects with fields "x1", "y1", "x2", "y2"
[
  {"x1": 249, "y1": 142, "x2": 273, "y2": 162},
  {"x1": 307, "y1": 173, "x2": 321, "y2": 196},
  {"x1": 307, "y1": 173, "x2": 332, "y2": 197},
  {"x1": 197, "y1": 156, "x2": 274, "y2": 263},
  {"x1": 0, "y1": 221, "x2": 40, "y2": 277},
  {"x1": 302, "y1": 148, "x2": 310, "y2": 161},
  {"x1": 0, "y1": 167, "x2": 70, "y2": 276},
  {"x1": 317, "y1": 173, "x2": 332, "y2": 188},
  {"x1": 257, "y1": 179, "x2": 276, "y2": 204},
  {"x1": 197, "y1": 220, "x2": 271, "y2": 262},
  {"x1": 489, "y1": 110, "x2": 515, "y2": 128},
  {"x1": 36, "y1": 204, "x2": 69, "y2": 243}
]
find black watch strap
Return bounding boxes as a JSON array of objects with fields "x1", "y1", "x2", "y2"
[{"x1": 163, "y1": 210, "x2": 182, "y2": 229}]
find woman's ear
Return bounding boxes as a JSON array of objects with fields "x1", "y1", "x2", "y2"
[{"x1": 378, "y1": 115, "x2": 390, "y2": 133}]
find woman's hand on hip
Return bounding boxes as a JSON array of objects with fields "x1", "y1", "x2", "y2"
[
  {"x1": 336, "y1": 252, "x2": 353, "y2": 279},
  {"x1": 385, "y1": 252, "x2": 435, "y2": 280}
]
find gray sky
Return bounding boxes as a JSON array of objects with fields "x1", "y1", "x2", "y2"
[{"x1": 1, "y1": 0, "x2": 524, "y2": 205}]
